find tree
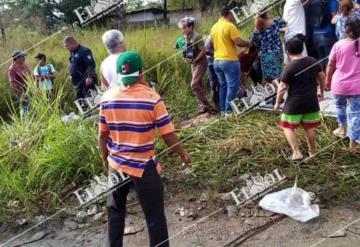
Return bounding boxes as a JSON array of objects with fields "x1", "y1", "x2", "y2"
[
  {"x1": 3, "y1": 0, "x2": 91, "y2": 32},
  {"x1": 126, "y1": 0, "x2": 145, "y2": 10},
  {"x1": 0, "y1": 2, "x2": 6, "y2": 41},
  {"x1": 163, "y1": 0, "x2": 168, "y2": 22},
  {"x1": 56, "y1": 0, "x2": 91, "y2": 25}
]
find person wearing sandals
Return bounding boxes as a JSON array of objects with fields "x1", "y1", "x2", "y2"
[
  {"x1": 326, "y1": 17, "x2": 360, "y2": 151},
  {"x1": 274, "y1": 37, "x2": 325, "y2": 161}
]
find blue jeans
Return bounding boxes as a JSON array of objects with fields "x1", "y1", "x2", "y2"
[
  {"x1": 214, "y1": 60, "x2": 241, "y2": 113},
  {"x1": 335, "y1": 95, "x2": 360, "y2": 142},
  {"x1": 334, "y1": 95, "x2": 347, "y2": 127}
]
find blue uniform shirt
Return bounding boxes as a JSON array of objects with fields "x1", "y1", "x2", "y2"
[{"x1": 69, "y1": 44, "x2": 97, "y2": 85}]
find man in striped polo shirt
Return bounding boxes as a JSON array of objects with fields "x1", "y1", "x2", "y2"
[{"x1": 99, "y1": 51, "x2": 191, "y2": 247}]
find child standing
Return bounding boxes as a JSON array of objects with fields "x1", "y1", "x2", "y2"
[
  {"x1": 34, "y1": 53, "x2": 56, "y2": 97},
  {"x1": 274, "y1": 37, "x2": 325, "y2": 161}
]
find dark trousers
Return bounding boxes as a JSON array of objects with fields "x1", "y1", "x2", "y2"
[
  {"x1": 207, "y1": 63, "x2": 220, "y2": 109},
  {"x1": 74, "y1": 81, "x2": 97, "y2": 99},
  {"x1": 248, "y1": 59, "x2": 262, "y2": 85},
  {"x1": 107, "y1": 161, "x2": 169, "y2": 247},
  {"x1": 312, "y1": 33, "x2": 337, "y2": 69}
]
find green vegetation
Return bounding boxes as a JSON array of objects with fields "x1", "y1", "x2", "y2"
[
  {"x1": 0, "y1": 19, "x2": 359, "y2": 223},
  {"x1": 0, "y1": 24, "x2": 205, "y2": 221},
  {"x1": 162, "y1": 113, "x2": 360, "y2": 203}
]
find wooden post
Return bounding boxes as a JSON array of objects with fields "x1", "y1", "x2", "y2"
[
  {"x1": 0, "y1": 3, "x2": 6, "y2": 42},
  {"x1": 163, "y1": 0, "x2": 168, "y2": 24}
]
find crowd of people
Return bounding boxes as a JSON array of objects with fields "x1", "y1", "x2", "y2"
[
  {"x1": 5, "y1": 1, "x2": 360, "y2": 246},
  {"x1": 8, "y1": 36, "x2": 98, "y2": 117},
  {"x1": 176, "y1": 0, "x2": 360, "y2": 159}
]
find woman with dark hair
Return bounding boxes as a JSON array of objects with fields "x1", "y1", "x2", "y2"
[
  {"x1": 326, "y1": 17, "x2": 360, "y2": 151},
  {"x1": 334, "y1": 0, "x2": 360, "y2": 40},
  {"x1": 251, "y1": 12, "x2": 286, "y2": 84}
]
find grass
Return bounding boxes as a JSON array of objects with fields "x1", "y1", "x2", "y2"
[
  {"x1": 0, "y1": 23, "x2": 205, "y2": 221},
  {"x1": 0, "y1": 14, "x2": 359, "y2": 223},
  {"x1": 161, "y1": 112, "x2": 359, "y2": 203},
  {"x1": 0, "y1": 83, "x2": 102, "y2": 221}
]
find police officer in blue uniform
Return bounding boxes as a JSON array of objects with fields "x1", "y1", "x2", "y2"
[{"x1": 64, "y1": 36, "x2": 97, "y2": 99}]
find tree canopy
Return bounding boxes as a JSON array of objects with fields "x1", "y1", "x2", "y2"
[{"x1": 1, "y1": 0, "x2": 235, "y2": 32}]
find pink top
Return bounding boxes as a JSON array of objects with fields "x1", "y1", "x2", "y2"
[{"x1": 329, "y1": 39, "x2": 360, "y2": 96}]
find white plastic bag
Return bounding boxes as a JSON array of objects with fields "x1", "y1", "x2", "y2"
[
  {"x1": 259, "y1": 187, "x2": 319, "y2": 222},
  {"x1": 61, "y1": 112, "x2": 81, "y2": 123}
]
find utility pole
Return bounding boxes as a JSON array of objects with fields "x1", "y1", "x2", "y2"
[{"x1": 163, "y1": 0, "x2": 168, "y2": 24}]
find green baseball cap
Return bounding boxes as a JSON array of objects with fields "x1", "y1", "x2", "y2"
[{"x1": 116, "y1": 51, "x2": 144, "y2": 86}]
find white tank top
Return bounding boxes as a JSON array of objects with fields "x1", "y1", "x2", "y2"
[{"x1": 100, "y1": 53, "x2": 122, "y2": 89}]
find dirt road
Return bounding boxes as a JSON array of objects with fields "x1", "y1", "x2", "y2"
[{"x1": 2, "y1": 195, "x2": 359, "y2": 247}]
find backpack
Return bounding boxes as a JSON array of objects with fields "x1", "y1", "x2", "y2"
[
  {"x1": 37, "y1": 64, "x2": 54, "y2": 84},
  {"x1": 307, "y1": 0, "x2": 330, "y2": 29}
]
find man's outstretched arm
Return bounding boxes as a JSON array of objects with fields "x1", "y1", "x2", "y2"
[{"x1": 162, "y1": 132, "x2": 191, "y2": 165}]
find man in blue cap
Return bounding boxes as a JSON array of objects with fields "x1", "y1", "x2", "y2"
[{"x1": 8, "y1": 50, "x2": 32, "y2": 116}]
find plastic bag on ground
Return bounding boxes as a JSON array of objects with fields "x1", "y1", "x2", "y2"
[
  {"x1": 259, "y1": 187, "x2": 319, "y2": 222},
  {"x1": 61, "y1": 112, "x2": 81, "y2": 123}
]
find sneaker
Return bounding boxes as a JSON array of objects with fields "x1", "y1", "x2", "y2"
[
  {"x1": 220, "y1": 112, "x2": 232, "y2": 118},
  {"x1": 333, "y1": 127, "x2": 346, "y2": 138}
]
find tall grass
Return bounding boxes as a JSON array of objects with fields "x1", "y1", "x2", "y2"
[
  {"x1": 0, "y1": 24, "x2": 206, "y2": 220},
  {"x1": 0, "y1": 81, "x2": 101, "y2": 220}
]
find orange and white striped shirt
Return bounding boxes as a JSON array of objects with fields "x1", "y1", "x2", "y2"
[{"x1": 99, "y1": 83, "x2": 175, "y2": 178}]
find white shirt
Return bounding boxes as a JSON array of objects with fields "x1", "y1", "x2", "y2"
[
  {"x1": 283, "y1": 0, "x2": 306, "y2": 41},
  {"x1": 100, "y1": 53, "x2": 122, "y2": 89}
]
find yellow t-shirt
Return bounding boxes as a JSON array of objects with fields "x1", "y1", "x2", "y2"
[{"x1": 210, "y1": 17, "x2": 241, "y2": 61}]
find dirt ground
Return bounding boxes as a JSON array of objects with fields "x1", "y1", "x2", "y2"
[{"x1": 2, "y1": 193, "x2": 359, "y2": 247}]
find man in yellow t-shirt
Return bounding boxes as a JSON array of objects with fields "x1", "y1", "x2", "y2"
[{"x1": 210, "y1": 6, "x2": 252, "y2": 114}]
